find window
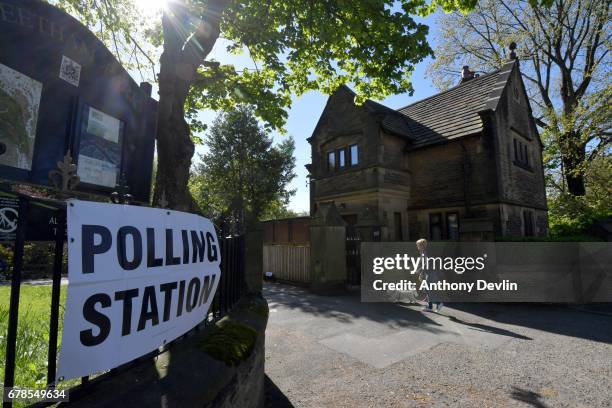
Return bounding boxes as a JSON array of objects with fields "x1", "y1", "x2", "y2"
[
  {"x1": 514, "y1": 139, "x2": 519, "y2": 161},
  {"x1": 327, "y1": 151, "x2": 335, "y2": 170},
  {"x1": 513, "y1": 139, "x2": 530, "y2": 168},
  {"x1": 338, "y1": 148, "x2": 346, "y2": 168},
  {"x1": 350, "y1": 144, "x2": 359, "y2": 166},
  {"x1": 429, "y1": 213, "x2": 442, "y2": 241},
  {"x1": 446, "y1": 212, "x2": 459, "y2": 240},
  {"x1": 512, "y1": 129, "x2": 532, "y2": 169},
  {"x1": 394, "y1": 212, "x2": 403, "y2": 241},
  {"x1": 523, "y1": 210, "x2": 534, "y2": 236}
]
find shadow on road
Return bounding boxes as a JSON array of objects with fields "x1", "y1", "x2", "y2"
[
  {"x1": 264, "y1": 282, "x2": 449, "y2": 335},
  {"x1": 446, "y1": 303, "x2": 612, "y2": 344},
  {"x1": 265, "y1": 374, "x2": 294, "y2": 408},
  {"x1": 445, "y1": 315, "x2": 533, "y2": 340},
  {"x1": 510, "y1": 386, "x2": 550, "y2": 408}
]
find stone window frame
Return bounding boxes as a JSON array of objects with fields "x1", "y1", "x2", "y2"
[
  {"x1": 349, "y1": 144, "x2": 359, "y2": 166},
  {"x1": 429, "y1": 212, "x2": 442, "y2": 241},
  {"x1": 446, "y1": 212, "x2": 460, "y2": 241},
  {"x1": 523, "y1": 210, "x2": 535, "y2": 236},
  {"x1": 327, "y1": 151, "x2": 335, "y2": 171},
  {"x1": 511, "y1": 129, "x2": 533, "y2": 171},
  {"x1": 338, "y1": 148, "x2": 346, "y2": 168}
]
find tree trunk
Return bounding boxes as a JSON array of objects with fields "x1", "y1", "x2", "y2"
[
  {"x1": 560, "y1": 130, "x2": 587, "y2": 196},
  {"x1": 152, "y1": 1, "x2": 226, "y2": 211},
  {"x1": 153, "y1": 51, "x2": 196, "y2": 211}
]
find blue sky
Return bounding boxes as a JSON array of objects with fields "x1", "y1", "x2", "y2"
[{"x1": 192, "y1": 13, "x2": 444, "y2": 213}]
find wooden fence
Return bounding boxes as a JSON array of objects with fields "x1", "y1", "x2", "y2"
[{"x1": 263, "y1": 244, "x2": 310, "y2": 283}]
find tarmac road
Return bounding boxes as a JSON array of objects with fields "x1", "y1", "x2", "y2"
[{"x1": 263, "y1": 282, "x2": 612, "y2": 408}]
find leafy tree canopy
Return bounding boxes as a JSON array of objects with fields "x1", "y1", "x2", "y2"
[
  {"x1": 190, "y1": 105, "x2": 296, "y2": 228},
  {"x1": 427, "y1": 0, "x2": 610, "y2": 197},
  {"x1": 49, "y1": 0, "x2": 556, "y2": 210},
  {"x1": 52, "y1": 0, "x2": 488, "y2": 132}
]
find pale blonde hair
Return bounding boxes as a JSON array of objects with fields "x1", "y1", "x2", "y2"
[{"x1": 416, "y1": 238, "x2": 428, "y2": 254}]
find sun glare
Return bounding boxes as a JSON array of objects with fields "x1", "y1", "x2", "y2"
[{"x1": 133, "y1": 0, "x2": 168, "y2": 12}]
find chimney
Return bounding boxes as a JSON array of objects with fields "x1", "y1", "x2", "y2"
[
  {"x1": 509, "y1": 42, "x2": 518, "y2": 60},
  {"x1": 460, "y1": 65, "x2": 479, "y2": 84}
]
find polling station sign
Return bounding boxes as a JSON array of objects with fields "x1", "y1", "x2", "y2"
[{"x1": 58, "y1": 200, "x2": 221, "y2": 380}]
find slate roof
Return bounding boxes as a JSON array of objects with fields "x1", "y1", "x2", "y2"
[
  {"x1": 363, "y1": 99, "x2": 417, "y2": 141},
  {"x1": 381, "y1": 60, "x2": 517, "y2": 149}
]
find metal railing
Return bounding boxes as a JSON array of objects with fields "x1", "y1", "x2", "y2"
[{"x1": 0, "y1": 190, "x2": 245, "y2": 407}]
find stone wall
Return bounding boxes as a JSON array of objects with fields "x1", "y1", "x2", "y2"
[
  {"x1": 494, "y1": 67, "x2": 548, "y2": 211},
  {"x1": 65, "y1": 295, "x2": 269, "y2": 408},
  {"x1": 405, "y1": 134, "x2": 498, "y2": 210}
]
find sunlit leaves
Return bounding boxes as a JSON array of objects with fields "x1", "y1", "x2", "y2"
[{"x1": 190, "y1": 106, "x2": 296, "y2": 226}]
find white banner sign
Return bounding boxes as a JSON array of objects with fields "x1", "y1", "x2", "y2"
[{"x1": 58, "y1": 200, "x2": 221, "y2": 380}]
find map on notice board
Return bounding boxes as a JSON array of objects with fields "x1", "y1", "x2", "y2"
[{"x1": 0, "y1": 63, "x2": 42, "y2": 170}]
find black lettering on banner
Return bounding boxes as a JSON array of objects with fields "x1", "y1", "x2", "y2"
[
  {"x1": 186, "y1": 277, "x2": 201, "y2": 312},
  {"x1": 114, "y1": 288, "x2": 139, "y2": 336},
  {"x1": 138, "y1": 286, "x2": 160, "y2": 331},
  {"x1": 147, "y1": 228, "x2": 163, "y2": 267},
  {"x1": 159, "y1": 282, "x2": 178, "y2": 322},
  {"x1": 191, "y1": 231, "x2": 205, "y2": 263},
  {"x1": 206, "y1": 232, "x2": 218, "y2": 262},
  {"x1": 82, "y1": 225, "x2": 112, "y2": 274},
  {"x1": 198, "y1": 275, "x2": 216, "y2": 306},
  {"x1": 181, "y1": 230, "x2": 189, "y2": 264},
  {"x1": 117, "y1": 226, "x2": 142, "y2": 270},
  {"x1": 80, "y1": 293, "x2": 111, "y2": 346},
  {"x1": 176, "y1": 280, "x2": 185, "y2": 317},
  {"x1": 165, "y1": 229, "x2": 181, "y2": 265}
]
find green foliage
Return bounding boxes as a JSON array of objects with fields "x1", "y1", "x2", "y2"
[
  {"x1": 187, "y1": 0, "x2": 503, "y2": 131},
  {"x1": 49, "y1": 0, "x2": 159, "y2": 82},
  {"x1": 198, "y1": 320, "x2": 258, "y2": 366},
  {"x1": 260, "y1": 202, "x2": 300, "y2": 221},
  {"x1": 54, "y1": 0, "x2": 489, "y2": 132},
  {"x1": 427, "y1": 0, "x2": 610, "y2": 197},
  {"x1": 190, "y1": 106, "x2": 296, "y2": 228},
  {"x1": 0, "y1": 285, "x2": 76, "y2": 406},
  {"x1": 0, "y1": 244, "x2": 13, "y2": 276},
  {"x1": 0, "y1": 243, "x2": 63, "y2": 279},
  {"x1": 547, "y1": 192, "x2": 612, "y2": 238},
  {"x1": 546, "y1": 154, "x2": 612, "y2": 237}
]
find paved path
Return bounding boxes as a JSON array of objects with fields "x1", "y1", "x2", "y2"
[{"x1": 264, "y1": 282, "x2": 612, "y2": 408}]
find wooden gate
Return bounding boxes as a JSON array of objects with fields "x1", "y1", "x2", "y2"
[
  {"x1": 263, "y1": 244, "x2": 311, "y2": 283},
  {"x1": 346, "y1": 227, "x2": 361, "y2": 286}
]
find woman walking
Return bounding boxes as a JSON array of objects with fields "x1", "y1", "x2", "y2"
[{"x1": 416, "y1": 238, "x2": 443, "y2": 312}]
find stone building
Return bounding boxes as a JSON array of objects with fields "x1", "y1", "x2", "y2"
[{"x1": 307, "y1": 60, "x2": 548, "y2": 241}]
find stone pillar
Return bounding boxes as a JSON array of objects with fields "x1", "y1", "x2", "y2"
[
  {"x1": 355, "y1": 205, "x2": 383, "y2": 242},
  {"x1": 244, "y1": 216, "x2": 263, "y2": 294},
  {"x1": 309, "y1": 203, "x2": 346, "y2": 294}
]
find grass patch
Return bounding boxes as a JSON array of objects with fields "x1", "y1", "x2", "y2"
[
  {"x1": 0, "y1": 284, "x2": 77, "y2": 402},
  {"x1": 199, "y1": 320, "x2": 258, "y2": 366}
]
